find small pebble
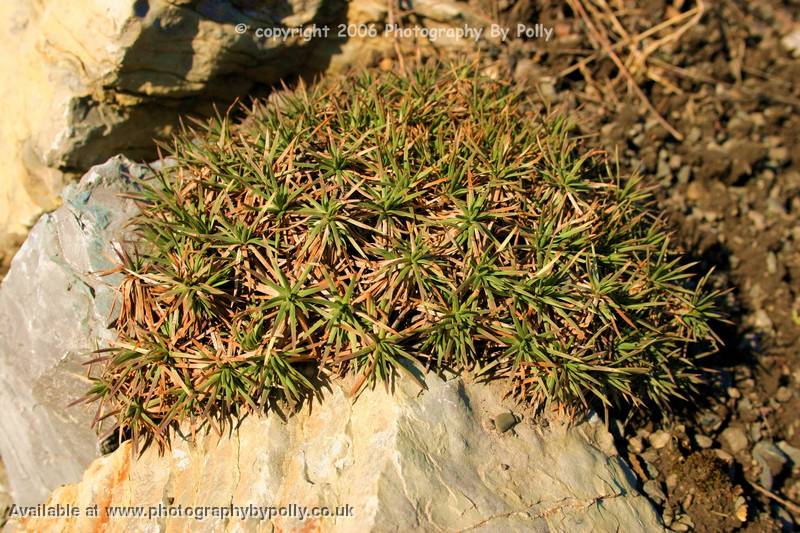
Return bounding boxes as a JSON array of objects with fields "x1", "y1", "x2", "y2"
[
  {"x1": 715, "y1": 449, "x2": 734, "y2": 464},
  {"x1": 494, "y1": 412, "x2": 519, "y2": 433},
  {"x1": 768, "y1": 145, "x2": 789, "y2": 165},
  {"x1": 753, "y1": 441, "x2": 788, "y2": 489},
  {"x1": 749, "y1": 423, "x2": 762, "y2": 443},
  {"x1": 641, "y1": 449, "x2": 659, "y2": 463},
  {"x1": 776, "y1": 386, "x2": 792, "y2": 403},
  {"x1": 698, "y1": 412, "x2": 723, "y2": 433},
  {"x1": 695, "y1": 435, "x2": 713, "y2": 449},
  {"x1": 665, "y1": 473, "x2": 678, "y2": 490},
  {"x1": 645, "y1": 460, "x2": 660, "y2": 479},
  {"x1": 766, "y1": 252, "x2": 777, "y2": 274},
  {"x1": 662, "y1": 507, "x2": 674, "y2": 527},
  {"x1": 628, "y1": 436, "x2": 644, "y2": 454},
  {"x1": 721, "y1": 426, "x2": 749, "y2": 454},
  {"x1": 649, "y1": 430, "x2": 672, "y2": 450},
  {"x1": 677, "y1": 166, "x2": 691, "y2": 184},
  {"x1": 643, "y1": 480, "x2": 666, "y2": 503},
  {"x1": 777, "y1": 441, "x2": 800, "y2": 465},
  {"x1": 686, "y1": 181, "x2": 704, "y2": 202}
]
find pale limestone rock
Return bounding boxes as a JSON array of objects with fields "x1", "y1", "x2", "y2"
[
  {"x1": 0, "y1": 0, "x2": 335, "y2": 260},
  {"x1": 0, "y1": 156, "x2": 148, "y2": 506},
  {"x1": 7, "y1": 374, "x2": 663, "y2": 532},
  {"x1": 0, "y1": 0, "x2": 498, "y2": 263}
]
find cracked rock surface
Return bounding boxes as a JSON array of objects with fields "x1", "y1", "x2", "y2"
[{"x1": 8, "y1": 373, "x2": 663, "y2": 532}]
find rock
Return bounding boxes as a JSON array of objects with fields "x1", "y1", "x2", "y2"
[
  {"x1": 644, "y1": 460, "x2": 660, "y2": 480},
  {"x1": 629, "y1": 436, "x2": 645, "y2": 454},
  {"x1": 0, "y1": 156, "x2": 148, "y2": 505},
  {"x1": 671, "y1": 513, "x2": 694, "y2": 532},
  {"x1": 715, "y1": 449, "x2": 735, "y2": 463},
  {"x1": 695, "y1": 435, "x2": 714, "y2": 449},
  {"x1": 751, "y1": 309, "x2": 773, "y2": 332},
  {"x1": 749, "y1": 423, "x2": 762, "y2": 443},
  {"x1": 661, "y1": 507, "x2": 674, "y2": 527},
  {"x1": 686, "y1": 181, "x2": 705, "y2": 202},
  {"x1": 698, "y1": 412, "x2": 723, "y2": 433},
  {"x1": 782, "y1": 27, "x2": 800, "y2": 57},
  {"x1": 0, "y1": 0, "x2": 504, "y2": 263},
  {"x1": 6, "y1": 374, "x2": 665, "y2": 532},
  {"x1": 643, "y1": 480, "x2": 666, "y2": 504},
  {"x1": 665, "y1": 474, "x2": 678, "y2": 491},
  {"x1": 494, "y1": 411, "x2": 520, "y2": 433},
  {"x1": 0, "y1": 459, "x2": 12, "y2": 521},
  {"x1": 776, "y1": 386, "x2": 793, "y2": 403},
  {"x1": 777, "y1": 441, "x2": 800, "y2": 467},
  {"x1": 0, "y1": 1, "x2": 347, "y2": 259},
  {"x1": 752, "y1": 441, "x2": 787, "y2": 489},
  {"x1": 649, "y1": 430, "x2": 672, "y2": 450},
  {"x1": 720, "y1": 427, "x2": 749, "y2": 454}
]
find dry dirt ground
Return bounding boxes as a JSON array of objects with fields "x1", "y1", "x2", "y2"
[{"x1": 497, "y1": 1, "x2": 800, "y2": 531}]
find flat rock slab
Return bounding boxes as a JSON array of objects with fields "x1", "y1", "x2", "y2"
[
  {"x1": 0, "y1": 156, "x2": 147, "y2": 505},
  {"x1": 7, "y1": 374, "x2": 663, "y2": 532}
]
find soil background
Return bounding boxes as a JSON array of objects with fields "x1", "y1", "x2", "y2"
[{"x1": 495, "y1": 0, "x2": 800, "y2": 530}]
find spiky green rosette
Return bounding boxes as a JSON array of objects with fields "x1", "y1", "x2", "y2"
[{"x1": 86, "y1": 63, "x2": 721, "y2": 447}]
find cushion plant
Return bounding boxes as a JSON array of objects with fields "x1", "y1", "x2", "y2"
[{"x1": 83, "y1": 62, "x2": 722, "y2": 449}]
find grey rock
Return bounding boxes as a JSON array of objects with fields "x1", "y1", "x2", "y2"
[
  {"x1": 7, "y1": 374, "x2": 666, "y2": 532},
  {"x1": 776, "y1": 386, "x2": 792, "y2": 403},
  {"x1": 694, "y1": 434, "x2": 714, "y2": 449},
  {"x1": 698, "y1": 412, "x2": 723, "y2": 433},
  {"x1": 643, "y1": 480, "x2": 666, "y2": 504},
  {"x1": 752, "y1": 441, "x2": 787, "y2": 489},
  {"x1": 720, "y1": 426, "x2": 749, "y2": 454},
  {"x1": 0, "y1": 156, "x2": 147, "y2": 505},
  {"x1": 494, "y1": 411, "x2": 520, "y2": 433},
  {"x1": 0, "y1": 0, "x2": 500, "y2": 262},
  {"x1": 629, "y1": 436, "x2": 645, "y2": 454},
  {"x1": 649, "y1": 430, "x2": 671, "y2": 449},
  {"x1": 777, "y1": 441, "x2": 800, "y2": 467}
]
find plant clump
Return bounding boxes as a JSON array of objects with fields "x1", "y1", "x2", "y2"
[{"x1": 84, "y1": 62, "x2": 722, "y2": 448}]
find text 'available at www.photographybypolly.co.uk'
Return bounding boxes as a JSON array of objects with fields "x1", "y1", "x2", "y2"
[{"x1": 8, "y1": 502, "x2": 356, "y2": 522}]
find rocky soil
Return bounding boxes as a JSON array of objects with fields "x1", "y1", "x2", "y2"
[{"x1": 500, "y1": 1, "x2": 800, "y2": 531}]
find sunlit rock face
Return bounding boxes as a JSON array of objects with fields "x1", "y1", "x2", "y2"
[{"x1": 7, "y1": 373, "x2": 663, "y2": 531}]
